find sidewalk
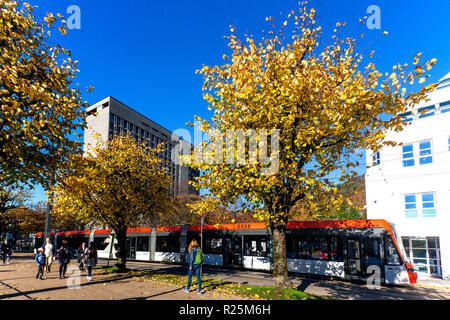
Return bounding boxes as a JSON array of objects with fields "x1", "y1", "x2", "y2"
[
  {"x1": 0, "y1": 254, "x2": 244, "y2": 300},
  {"x1": 416, "y1": 277, "x2": 450, "y2": 290}
]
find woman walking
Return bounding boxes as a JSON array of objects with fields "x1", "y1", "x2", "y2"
[
  {"x1": 56, "y1": 239, "x2": 70, "y2": 279},
  {"x1": 183, "y1": 239, "x2": 203, "y2": 294},
  {"x1": 77, "y1": 242, "x2": 88, "y2": 271},
  {"x1": 85, "y1": 242, "x2": 97, "y2": 281}
]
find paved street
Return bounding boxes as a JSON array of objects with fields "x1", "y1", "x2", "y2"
[
  {"x1": 0, "y1": 254, "x2": 242, "y2": 300},
  {"x1": 1, "y1": 254, "x2": 450, "y2": 300}
]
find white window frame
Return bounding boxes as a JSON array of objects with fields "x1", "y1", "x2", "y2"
[
  {"x1": 401, "y1": 139, "x2": 433, "y2": 167},
  {"x1": 418, "y1": 140, "x2": 433, "y2": 165},
  {"x1": 440, "y1": 100, "x2": 450, "y2": 113},
  {"x1": 372, "y1": 151, "x2": 380, "y2": 166},
  {"x1": 404, "y1": 192, "x2": 437, "y2": 218}
]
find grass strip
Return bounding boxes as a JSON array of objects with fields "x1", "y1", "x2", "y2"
[{"x1": 93, "y1": 266, "x2": 328, "y2": 300}]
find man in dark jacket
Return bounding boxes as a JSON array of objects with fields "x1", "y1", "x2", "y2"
[
  {"x1": 56, "y1": 240, "x2": 71, "y2": 279},
  {"x1": 1, "y1": 240, "x2": 12, "y2": 264}
]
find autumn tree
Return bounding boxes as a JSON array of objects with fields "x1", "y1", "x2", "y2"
[
  {"x1": 0, "y1": 1, "x2": 90, "y2": 189},
  {"x1": 186, "y1": 2, "x2": 437, "y2": 288},
  {"x1": 0, "y1": 182, "x2": 31, "y2": 234},
  {"x1": 5, "y1": 201, "x2": 88, "y2": 235},
  {"x1": 52, "y1": 134, "x2": 172, "y2": 270},
  {"x1": 6, "y1": 205, "x2": 44, "y2": 235},
  {"x1": 158, "y1": 194, "x2": 203, "y2": 227}
]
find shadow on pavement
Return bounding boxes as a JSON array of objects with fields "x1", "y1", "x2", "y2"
[{"x1": 0, "y1": 274, "x2": 136, "y2": 300}]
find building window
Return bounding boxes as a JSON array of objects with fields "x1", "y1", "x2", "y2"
[
  {"x1": 372, "y1": 151, "x2": 380, "y2": 166},
  {"x1": 440, "y1": 101, "x2": 450, "y2": 113},
  {"x1": 419, "y1": 140, "x2": 432, "y2": 165},
  {"x1": 402, "y1": 144, "x2": 414, "y2": 167},
  {"x1": 399, "y1": 111, "x2": 413, "y2": 123},
  {"x1": 404, "y1": 193, "x2": 436, "y2": 218},
  {"x1": 421, "y1": 193, "x2": 436, "y2": 217},
  {"x1": 402, "y1": 237, "x2": 442, "y2": 277},
  {"x1": 86, "y1": 108, "x2": 97, "y2": 117},
  {"x1": 418, "y1": 106, "x2": 435, "y2": 119},
  {"x1": 404, "y1": 195, "x2": 418, "y2": 218}
]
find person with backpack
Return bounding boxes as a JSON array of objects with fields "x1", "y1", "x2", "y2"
[
  {"x1": 183, "y1": 239, "x2": 204, "y2": 294},
  {"x1": 56, "y1": 239, "x2": 71, "y2": 279},
  {"x1": 84, "y1": 242, "x2": 97, "y2": 281}
]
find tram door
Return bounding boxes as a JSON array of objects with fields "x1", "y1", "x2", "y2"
[
  {"x1": 223, "y1": 236, "x2": 242, "y2": 266},
  {"x1": 126, "y1": 237, "x2": 137, "y2": 259},
  {"x1": 346, "y1": 239, "x2": 362, "y2": 276},
  {"x1": 346, "y1": 238, "x2": 383, "y2": 278}
]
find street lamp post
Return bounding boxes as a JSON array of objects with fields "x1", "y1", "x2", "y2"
[
  {"x1": 44, "y1": 196, "x2": 53, "y2": 240},
  {"x1": 200, "y1": 214, "x2": 204, "y2": 276}
]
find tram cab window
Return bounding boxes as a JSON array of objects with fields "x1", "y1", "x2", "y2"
[
  {"x1": 156, "y1": 235, "x2": 180, "y2": 252},
  {"x1": 204, "y1": 237, "x2": 223, "y2": 254},
  {"x1": 385, "y1": 237, "x2": 401, "y2": 265},
  {"x1": 136, "y1": 237, "x2": 149, "y2": 252},
  {"x1": 244, "y1": 235, "x2": 268, "y2": 257},
  {"x1": 298, "y1": 237, "x2": 328, "y2": 260}
]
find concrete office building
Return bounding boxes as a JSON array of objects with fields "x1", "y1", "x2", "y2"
[
  {"x1": 365, "y1": 72, "x2": 450, "y2": 279},
  {"x1": 83, "y1": 96, "x2": 199, "y2": 196}
]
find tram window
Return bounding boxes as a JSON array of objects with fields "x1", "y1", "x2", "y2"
[
  {"x1": 93, "y1": 237, "x2": 109, "y2": 251},
  {"x1": 364, "y1": 238, "x2": 382, "y2": 266},
  {"x1": 298, "y1": 237, "x2": 328, "y2": 260},
  {"x1": 286, "y1": 235, "x2": 296, "y2": 259},
  {"x1": 385, "y1": 237, "x2": 401, "y2": 265},
  {"x1": 330, "y1": 237, "x2": 343, "y2": 262},
  {"x1": 156, "y1": 235, "x2": 180, "y2": 252},
  {"x1": 136, "y1": 237, "x2": 149, "y2": 252},
  {"x1": 204, "y1": 237, "x2": 223, "y2": 254},
  {"x1": 244, "y1": 236, "x2": 268, "y2": 257}
]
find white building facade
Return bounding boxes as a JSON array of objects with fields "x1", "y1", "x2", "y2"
[{"x1": 366, "y1": 72, "x2": 450, "y2": 279}]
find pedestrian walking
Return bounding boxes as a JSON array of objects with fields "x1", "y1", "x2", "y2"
[
  {"x1": 85, "y1": 242, "x2": 97, "y2": 281},
  {"x1": 43, "y1": 237, "x2": 55, "y2": 272},
  {"x1": 1, "y1": 239, "x2": 12, "y2": 264},
  {"x1": 183, "y1": 239, "x2": 204, "y2": 294},
  {"x1": 35, "y1": 248, "x2": 46, "y2": 280},
  {"x1": 56, "y1": 239, "x2": 71, "y2": 279},
  {"x1": 77, "y1": 242, "x2": 88, "y2": 271}
]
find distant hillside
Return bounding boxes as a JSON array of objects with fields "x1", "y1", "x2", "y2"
[{"x1": 337, "y1": 175, "x2": 366, "y2": 209}]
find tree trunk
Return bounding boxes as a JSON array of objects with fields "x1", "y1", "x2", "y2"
[
  {"x1": 270, "y1": 220, "x2": 292, "y2": 289},
  {"x1": 114, "y1": 227, "x2": 127, "y2": 271}
]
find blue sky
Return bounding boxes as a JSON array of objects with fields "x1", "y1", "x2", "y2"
[{"x1": 29, "y1": 0, "x2": 450, "y2": 202}]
